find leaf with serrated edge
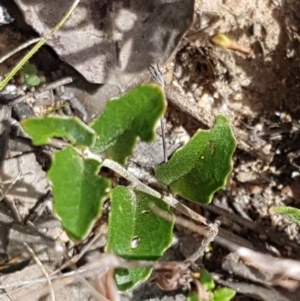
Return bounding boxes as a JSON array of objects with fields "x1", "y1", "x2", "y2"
[
  {"x1": 274, "y1": 206, "x2": 300, "y2": 225},
  {"x1": 21, "y1": 116, "x2": 96, "y2": 146},
  {"x1": 90, "y1": 84, "x2": 165, "y2": 164},
  {"x1": 105, "y1": 187, "x2": 174, "y2": 291},
  {"x1": 48, "y1": 146, "x2": 111, "y2": 241},
  {"x1": 155, "y1": 115, "x2": 236, "y2": 204}
]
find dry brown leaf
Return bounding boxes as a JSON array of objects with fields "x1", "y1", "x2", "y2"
[{"x1": 14, "y1": 0, "x2": 194, "y2": 91}]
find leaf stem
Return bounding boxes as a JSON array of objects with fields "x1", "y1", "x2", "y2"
[
  {"x1": 84, "y1": 149, "x2": 209, "y2": 225},
  {"x1": 100, "y1": 157, "x2": 209, "y2": 226}
]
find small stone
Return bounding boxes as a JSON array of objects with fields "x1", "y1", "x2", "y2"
[
  {"x1": 236, "y1": 171, "x2": 257, "y2": 183},
  {"x1": 47, "y1": 228, "x2": 63, "y2": 240},
  {"x1": 262, "y1": 144, "x2": 272, "y2": 155},
  {"x1": 249, "y1": 185, "x2": 262, "y2": 195},
  {"x1": 59, "y1": 231, "x2": 70, "y2": 243}
]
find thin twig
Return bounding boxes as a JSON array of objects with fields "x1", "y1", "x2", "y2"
[
  {"x1": 0, "y1": 172, "x2": 22, "y2": 202},
  {"x1": 160, "y1": 118, "x2": 168, "y2": 162},
  {"x1": 23, "y1": 242, "x2": 55, "y2": 301},
  {"x1": 149, "y1": 202, "x2": 218, "y2": 262},
  {"x1": 4, "y1": 196, "x2": 23, "y2": 223},
  {"x1": 149, "y1": 64, "x2": 168, "y2": 162},
  {"x1": 24, "y1": 190, "x2": 52, "y2": 223},
  {"x1": 78, "y1": 275, "x2": 109, "y2": 301},
  {"x1": 60, "y1": 246, "x2": 109, "y2": 301},
  {"x1": 0, "y1": 38, "x2": 43, "y2": 64},
  {"x1": 215, "y1": 235, "x2": 300, "y2": 285},
  {"x1": 149, "y1": 202, "x2": 208, "y2": 237},
  {"x1": 0, "y1": 0, "x2": 80, "y2": 90},
  {"x1": 148, "y1": 64, "x2": 165, "y2": 89},
  {"x1": 72, "y1": 231, "x2": 103, "y2": 264},
  {"x1": 52, "y1": 231, "x2": 104, "y2": 275},
  {"x1": 197, "y1": 0, "x2": 204, "y2": 29},
  {"x1": 10, "y1": 77, "x2": 73, "y2": 105},
  {"x1": 0, "y1": 289, "x2": 12, "y2": 301},
  {"x1": 0, "y1": 254, "x2": 156, "y2": 290},
  {"x1": 84, "y1": 149, "x2": 209, "y2": 226},
  {"x1": 186, "y1": 227, "x2": 219, "y2": 262},
  {"x1": 202, "y1": 203, "x2": 299, "y2": 250},
  {"x1": 98, "y1": 155, "x2": 209, "y2": 226}
]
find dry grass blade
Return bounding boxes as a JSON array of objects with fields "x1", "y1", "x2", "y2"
[
  {"x1": 149, "y1": 202, "x2": 218, "y2": 262},
  {"x1": 100, "y1": 157, "x2": 210, "y2": 226},
  {"x1": 23, "y1": 242, "x2": 55, "y2": 301},
  {"x1": 0, "y1": 254, "x2": 155, "y2": 291},
  {"x1": 93, "y1": 268, "x2": 120, "y2": 301},
  {"x1": 0, "y1": 172, "x2": 22, "y2": 202},
  {"x1": 0, "y1": 38, "x2": 43, "y2": 64},
  {"x1": 215, "y1": 235, "x2": 300, "y2": 290},
  {"x1": 149, "y1": 64, "x2": 167, "y2": 162},
  {"x1": 10, "y1": 77, "x2": 73, "y2": 105},
  {"x1": 0, "y1": 0, "x2": 80, "y2": 90},
  {"x1": 148, "y1": 202, "x2": 208, "y2": 237}
]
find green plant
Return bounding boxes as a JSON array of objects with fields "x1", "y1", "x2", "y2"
[
  {"x1": 0, "y1": 0, "x2": 80, "y2": 90},
  {"x1": 211, "y1": 33, "x2": 252, "y2": 56},
  {"x1": 19, "y1": 63, "x2": 41, "y2": 87},
  {"x1": 274, "y1": 206, "x2": 300, "y2": 225},
  {"x1": 186, "y1": 269, "x2": 236, "y2": 301},
  {"x1": 21, "y1": 83, "x2": 236, "y2": 290}
]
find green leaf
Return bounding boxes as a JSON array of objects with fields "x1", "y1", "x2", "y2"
[
  {"x1": 48, "y1": 146, "x2": 111, "y2": 241},
  {"x1": 22, "y1": 64, "x2": 38, "y2": 75},
  {"x1": 186, "y1": 292, "x2": 200, "y2": 301},
  {"x1": 211, "y1": 288, "x2": 236, "y2": 301},
  {"x1": 21, "y1": 116, "x2": 96, "y2": 147},
  {"x1": 25, "y1": 74, "x2": 41, "y2": 86},
  {"x1": 114, "y1": 268, "x2": 151, "y2": 293},
  {"x1": 90, "y1": 84, "x2": 165, "y2": 164},
  {"x1": 155, "y1": 115, "x2": 235, "y2": 204},
  {"x1": 105, "y1": 187, "x2": 174, "y2": 291},
  {"x1": 199, "y1": 269, "x2": 215, "y2": 291},
  {"x1": 274, "y1": 206, "x2": 300, "y2": 225}
]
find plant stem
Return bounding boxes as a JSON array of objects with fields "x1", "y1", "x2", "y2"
[
  {"x1": 85, "y1": 149, "x2": 209, "y2": 226},
  {"x1": 101, "y1": 157, "x2": 209, "y2": 226}
]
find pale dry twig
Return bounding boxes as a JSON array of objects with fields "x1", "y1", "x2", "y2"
[{"x1": 23, "y1": 242, "x2": 55, "y2": 301}]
